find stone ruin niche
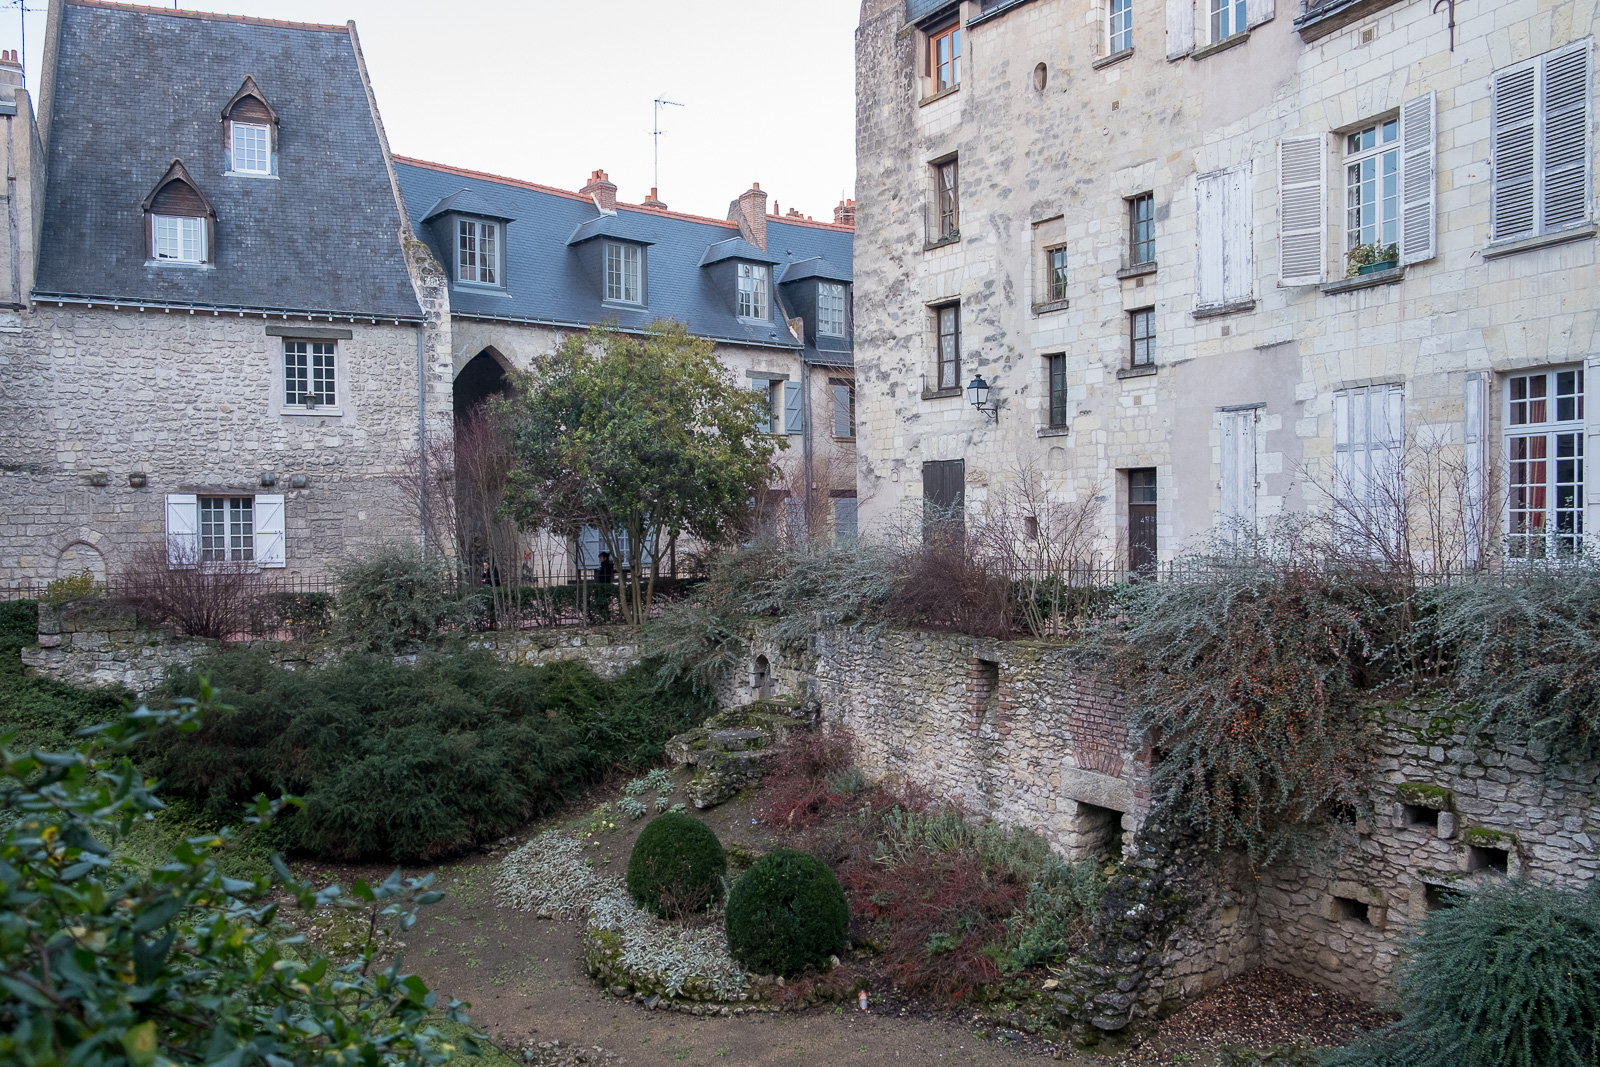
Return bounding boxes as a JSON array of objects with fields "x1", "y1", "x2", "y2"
[
  {"x1": 751, "y1": 654, "x2": 775, "y2": 700},
  {"x1": 1069, "y1": 801, "x2": 1125, "y2": 863},
  {"x1": 1320, "y1": 881, "x2": 1388, "y2": 930},
  {"x1": 1394, "y1": 781, "x2": 1455, "y2": 839},
  {"x1": 972, "y1": 657, "x2": 1000, "y2": 728}
]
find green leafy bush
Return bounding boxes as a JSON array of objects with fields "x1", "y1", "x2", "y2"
[
  {"x1": 40, "y1": 569, "x2": 97, "y2": 604},
  {"x1": 626, "y1": 811, "x2": 727, "y2": 918},
  {"x1": 725, "y1": 847, "x2": 848, "y2": 978},
  {"x1": 0, "y1": 599, "x2": 128, "y2": 753},
  {"x1": 1425, "y1": 564, "x2": 1600, "y2": 763},
  {"x1": 334, "y1": 544, "x2": 476, "y2": 652},
  {"x1": 148, "y1": 649, "x2": 712, "y2": 860},
  {"x1": 0, "y1": 695, "x2": 476, "y2": 1067},
  {"x1": 1325, "y1": 881, "x2": 1600, "y2": 1067}
]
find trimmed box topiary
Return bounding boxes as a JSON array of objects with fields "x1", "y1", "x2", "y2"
[
  {"x1": 725, "y1": 847, "x2": 848, "y2": 978},
  {"x1": 626, "y1": 811, "x2": 727, "y2": 918}
]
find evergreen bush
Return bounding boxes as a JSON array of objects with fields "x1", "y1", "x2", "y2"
[
  {"x1": 0, "y1": 599, "x2": 128, "y2": 753},
  {"x1": 725, "y1": 848, "x2": 848, "y2": 978},
  {"x1": 333, "y1": 544, "x2": 475, "y2": 652},
  {"x1": 148, "y1": 649, "x2": 713, "y2": 860},
  {"x1": 625, "y1": 811, "x2": 727, "y2": 918},
  {"x1": 1324, "y1": 881, "x2": 1600, "y2": 1067}
]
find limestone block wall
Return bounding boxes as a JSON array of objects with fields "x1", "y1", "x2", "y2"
[{"x1": 0, "y1": 305, "x2": 451, "y2": 582}]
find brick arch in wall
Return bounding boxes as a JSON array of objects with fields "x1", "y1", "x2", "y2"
[{"x1": 453, "y1": 347, "x2": 511, "y2": 423}]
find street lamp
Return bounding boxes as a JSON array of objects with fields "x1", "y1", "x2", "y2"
[{"x1": 967, "y1": 374, "x2": 997, "y2": 421}]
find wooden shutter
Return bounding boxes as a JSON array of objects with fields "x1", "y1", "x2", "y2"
[
  {"x1": 1399, "y1": 91, "x2": 1437, "y2": 265},
  {"x1": 1220, "y1": 410, "x2": 1257, "y2": 533},
  {"x1": 1196, "y1": 172, "x2": 1227, "y2": 307},
  {"x1": 1222, "y1": 167, "x2": 1253, "y2": 303},
  {"x1": 1492, "y1": 61, "x2": 1539, "y2": 241},
  {"x1": 1166, "y1": 0, "x2": 1194, "y2": 60},
  {"x1": 832, "y1": 382, "x2": 854, "y2": 437},
  {"x1": 1463, "y1": 373, "x2": 1487, "y2": 565},
  {"x1": 833, "y1": 498, "x2": 858, "y2": 541},
  {"x1": 1246, "y1": 0, "x2": 1274, "y2": 27},
  {"x1": 784, "y1": 381, "x2": 804, "y2": 435},
  {"x1": 254, "y1": 493, "x2": 286, "y2": 568},
  {"x1": 165, "y1": 494, "x2": 199, "y2": 567},
  {"x1": 1540, "y1": 44, "x2": 1591, "y2": 232},
  {"x1": 1278, "y1": 136, "x2": 1326, "y2": 285}
]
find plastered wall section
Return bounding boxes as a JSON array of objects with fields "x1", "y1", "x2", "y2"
[
  {"x1": 0, "y1": 305, "x2": 452, "y2": 580},
  {"x1": 853, "y1": 0, "x2": 1600, "y2": 561}
]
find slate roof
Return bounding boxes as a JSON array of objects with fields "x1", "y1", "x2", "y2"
[
  {"x1": 394, "y1": 157, "x2": 855, "y2": 357},
  {"x1": 33, "y1": 0, "x2": 421, "y2": 320}
]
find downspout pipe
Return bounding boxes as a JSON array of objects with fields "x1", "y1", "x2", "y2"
[{"x1": 417, "y1": 325, "x2": 427, "y2": 554}]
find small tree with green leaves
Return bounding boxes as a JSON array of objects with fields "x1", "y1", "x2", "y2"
[
  {"x1": 0, "y1": 690, "x2": 476, "y2": 1067},
  {"x1": 500, "y1": 321, "x2": 781, "y2": 625}
]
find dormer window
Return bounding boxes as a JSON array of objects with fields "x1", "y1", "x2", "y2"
[
  {"x1": 221, "y1": 75, "x2": 278, "y2": 178},
  {"x1": 141, "y1": 159, "x2": 215, "y2": 266},
  {"x1": 458, "y1": 218, "x2": 500, "y2": 285},
  {"x1": 737, "y1": 263, "x2": 769, "y2": 319},
  {"x1": 818, "y1": 282, "x2": 847, "y2": 336},
  {"x1": 605, "y1": 241, "x2": 642, "y2": 303}
]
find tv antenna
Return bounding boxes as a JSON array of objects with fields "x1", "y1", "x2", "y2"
[
  {"x1": 652, "y1": 95, "x2": 684, "y2": 194},
  {"x1": 1, "y1": 0, "x2": 43, "y2": 89}
]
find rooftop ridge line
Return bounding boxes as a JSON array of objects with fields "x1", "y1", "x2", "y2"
[{"x1": 65, "y1": 0, "x2": 349, "y2": 34}]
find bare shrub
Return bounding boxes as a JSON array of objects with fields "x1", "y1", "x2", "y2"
[
  {"x1": 118, "y1": 541, "x2": 265, "y2": 639},
  {"x1": 883, "y1": 531, "x2": 1014, "y2": 638}
]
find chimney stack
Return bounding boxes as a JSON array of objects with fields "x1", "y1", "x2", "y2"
[
  {"x1": 579, "y1": 169, "x2": 617, "y2": 213},
  {"x1": 0, "y1": 51, "x2": 21, "y2": 102},
  {"x1": 640, "y1": 187, "x2": 669, "y2": 211},
  {"x1": 729, "y1": 182, "x2": 768, "y2": 250},
  {"x1": 833, "y1": 198, "x2": 856, "y2": 228}
]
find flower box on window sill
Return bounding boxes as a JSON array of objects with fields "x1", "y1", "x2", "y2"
[{"x1": 1357, "y1": 259, "x2": 1398, "y2": 276}]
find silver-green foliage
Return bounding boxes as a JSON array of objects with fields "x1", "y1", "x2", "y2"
[
  {"x1": 333, "y1": 544, "x2": 478, "y2": 653},
  {"x1": 1325, "y1": 881, "x2": 1600, "y2": 1067}
]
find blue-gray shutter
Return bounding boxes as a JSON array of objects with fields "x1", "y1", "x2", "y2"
[
  {"x1": 834, "y1": 498, "x2": 858, "y2": 541},
  {"x1": 833, "y1": 382, "x2": 854, "y2": 437},
  {"x1": 785, "y1": 381, "x2": 804, "y2": 435},
  {"x1": 753, "y1": 384, "x2": 772, "y2": 434}
]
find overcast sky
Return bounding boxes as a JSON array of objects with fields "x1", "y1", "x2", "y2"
[{"x1": 3, "y1": 0, "x2": 859, "y2": 221}]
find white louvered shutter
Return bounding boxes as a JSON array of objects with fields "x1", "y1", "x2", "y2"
[
  {"x1": 1222, "y1": 167, "x2": 1254, "y2": 303},
  {"x1": 1540, "y1": 44, "x2": 1592, "y2": 232},
  {"x1": 1166, "y1": 0, "x2": 1194, "y2": 60},
  {"x1": 1333, "y1": 391, "x2": 1355, "y2": 500},
  {"x1": 1247, "y1": 0, "x2": 1275, "y2": 28},
  {"x1": 1278, "y1": 136, "x2": 1326, "y2": 285},
  {"x1": 784, "y1": 381, "x2": 804, "y2": 435},
  {"x1": 1399, "y1": 91, "x2": 1437, "y2": 265},
  {"x1": 1196, "y1": 172, "x2": 1226, "y2": 307},
  {"x1": 165, "y1": 494, "x2": 198, "y2": 567},
  {"x1": 255, "y1": 493, "x2": 286, "y2": 568},
  {"x1": 1492, "y1": 61, "x2": 1540, "y2": 241},
  {"x1": 1463, "y1": 373, "x2": 1487, "y2": 565},
  {"x1": 1219, "y1": 410, "x2": 1257, "y2": 535}
]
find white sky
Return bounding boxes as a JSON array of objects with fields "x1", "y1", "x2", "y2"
[{"x1": 2, "y1": 0, "x2": 860, "y2": 221}]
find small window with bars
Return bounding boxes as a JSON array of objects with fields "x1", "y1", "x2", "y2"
[
  {"x1": 1129, "y1": 192, "x2": 1155, "y2": 265},
  {"x1": 935, "y1": 159, "x2": 960, "y2": 239},
  {"x1": 457, "y1": 219, "x2": 500, "y2": 285},
  {"x1": 200, "y1": 496, "x2": 254, "y2": 563},
  {"x1": 284, "y1": 340, "x2": 336, "y2": 408},
  {"x1": 1045, "y1": 246, "x2": 1069, "y2": 302},
  {"x1": 935, "y1": 303, "x2": 961, "y2": 391},
  {"x1": 1046, "y1": 353, "x2": 1069, "y2": 428}
]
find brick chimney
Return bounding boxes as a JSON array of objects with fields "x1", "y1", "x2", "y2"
[
  {"x1": 0, "y1": 51, "x2": 21, "y2": 102},
  {"x1": 728, "y1": 182, "x2": 768, "y2": 250},
  {"x1": 640, "y1": 187, "x2": 669, "y2": 211},
  {"x1": 833, "y1": 198, "x2": 856, "y2": 228},
  {"x1": 580, "y1": 169, "x2": 617, "y2": 213}
]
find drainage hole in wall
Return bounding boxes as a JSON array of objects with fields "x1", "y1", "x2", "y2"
[
  {"x1": 1332, "y1": 897, "x2": 1371, "y2": 925},
  {"x1": 1467, "y1": 845, "x2": 1509, "y2": 873},
  {"x1": 1403, "y1": 803, "x2": 1440, "y2": 829},
  {"x1": 1424, "y1": 883, "x2": 1466, "y2": 911}
]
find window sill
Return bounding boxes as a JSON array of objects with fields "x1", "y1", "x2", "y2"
[
  {"x1": 918, "y1": 85, "x2": 961, "y2": 107},
  {"x1": 833, "y1": 436, "x2": 857, "y2": 443},
  {"x1": 281, "y1": 408, "x2": 344, "y2": 418},
  {"x1": 601, "y1": 300, "x2": 647, "y2": 311},
  {"x1": 1032, "y1": 298, "x2": 1070, "y2": 316},
  {"x1": 145, "y1": 260, "x2": 211, "y2": 269},
  {"x1": 1190, "y1": 31, "x2": 1250, "y2": 61},
  {"x1": 1117, "y1": 261, "x2": 1158, "y2": 279},
  {"x1": 924, "y1": 234, "x2": 962, "y2": 252},
  {"x1": 1037, "y1": 426, "x2": 1071, "y2": 438},
  {"x1": 1092, "y1": 48, "x2": 1133, "y2": 70},
  {"x1": 1321, "y1": 266, "x2": 1405, "y2": 294},
  {"x1": 1483, "y1": 224, "x2": 1598, "y2": 261},
  {"x1": 921, "y1": 386, "x2": 963, "y2": 401},
  {"x1": 452, "y1": 282, "x2": 509, "y2": 296},
  {"x1": 225, "y1": 171, "x2": 278, "y2": 180},
  {"x1": 1116, "y1": 364, "x2": 1157, "y2": 379},
  {"x1": 1192, "y1": 299, "x2": 1256, "y2": 319}
]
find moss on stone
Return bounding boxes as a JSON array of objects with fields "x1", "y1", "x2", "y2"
[{"x1": 1396, "y1": 782, "x2": 1453, "y2": 810}]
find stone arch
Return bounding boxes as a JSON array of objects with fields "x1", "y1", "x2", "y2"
[
  {"x1": 752, "y1": 654, "x2": 775, "y2": 699},
  {"x1": 453, "y1": 347, "x2": 511, "y2": 422},
  {"x1": 55, "y1": 540, "x2": 107, "y2": 582}
]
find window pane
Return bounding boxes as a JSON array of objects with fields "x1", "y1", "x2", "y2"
[
  {"x1": 284, "y1": 341, "x2": 307, "y2": 405},
  {"x1": 1048, "y1": 248, "x2": 1068, "y2": 301},
  {"x1": 624, "y1": 244, "x2": 641, "y2": 302},
  {"x1": 1130, "y1": 193, "x2": 1155, "y2": 264},
  {"x1": 200, "y1": 497, "x2": 225, "y2": 562},
  {"x1": 480, "y1": 224, "x2": 497, "y2": 284},
  {"x1": 1109, "y1": 0, "x2": 1132, "y2": 52},
  {"x1": 229, "y1": 497, "x2": 255, "y2": 562},
  {"x1": 232, "y1": 122, "x2": 270, "y2": 174},
  {"x1": 605, "y1": 243, "x2": 621, "y2": 300},
  {"x1": 459, "y1": 220, "x2": 476, "y2": 282}
]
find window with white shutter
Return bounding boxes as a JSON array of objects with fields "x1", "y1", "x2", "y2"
[
  {"x1": 165, "y1": 494, "x2": 199, "y2": 567},
  {"x1": 1333, "y1": 384, "x2": 1405, "y2": 547},
  {"x1": 1463, "y1": 373, "x2": 1488, "y2": 565},
  {"x1": 1246, "y1": 0, "x2": 1274, "y2": 28},
  {"x1": 1278, "y1": 136, "x2": 1326, "y2": 285},
  {"x1": 255, "y1": 494, "x2": 286, "y2": 568},
  {"x1": 1196, "y1": 166, "x2": 1252, "y2": 307},
  {"x1": 1166, "y1": 0, "x2": 1194, "y2": 59},
  {"x1": 1492, "y1": 42, "x2": 1593, "y2": 243},
  {"x1": 1399, "y1": 92, "x2": 1437, "y2": 264},
  {"x1": 1219, "y1": 408, "x2": 1258, "y2": 536}
]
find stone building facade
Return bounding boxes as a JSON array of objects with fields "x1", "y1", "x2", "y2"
[{"x1": 853, "y1": 0, "x2": 1600, "y2": 569}]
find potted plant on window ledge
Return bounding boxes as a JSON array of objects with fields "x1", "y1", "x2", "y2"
[{"x1": 1346, "y1": 241, "x2": 1399, "y2": 277}]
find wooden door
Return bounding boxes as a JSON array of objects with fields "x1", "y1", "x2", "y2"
[
  {"x1": 922, "y1": 459, "x2": 966, "y2": 543},
  {"x1": 1128, "y1": 467, "x2": 1157, "y2": 575}
]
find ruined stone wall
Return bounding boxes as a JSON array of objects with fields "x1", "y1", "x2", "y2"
[{"x1": 0, "y1": 305, "x2": 452, "y2": 582}]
